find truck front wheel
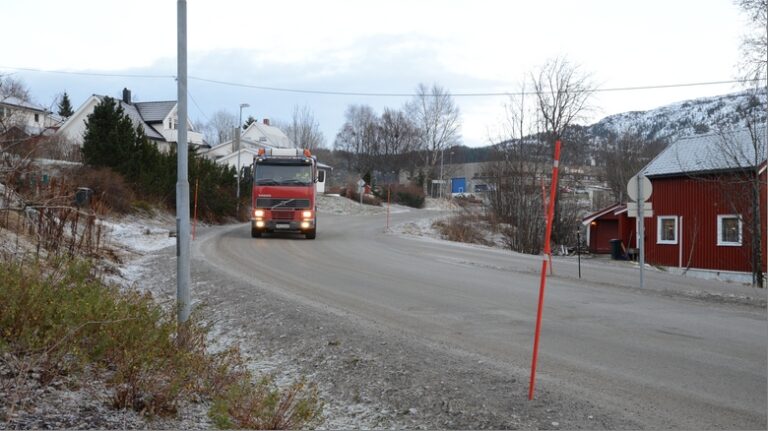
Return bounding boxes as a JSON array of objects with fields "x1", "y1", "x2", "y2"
[
  {"x1": 305, "y1": 229, "x2": 316, "y2": 240},
  {"x1": 251, "y1": 226, "x2": 263, "y2": 238}
]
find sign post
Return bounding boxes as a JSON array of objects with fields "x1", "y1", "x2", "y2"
[
  {"x1": 627, "y1": 174, "x2": 653, "y2": 289},
  {"x1": 357, "y1": 178, "x2": 365, "y2": 206}
]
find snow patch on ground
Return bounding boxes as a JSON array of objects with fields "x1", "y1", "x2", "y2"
[
  {"x1": 101, "y1": 215, "x2": 176, "y2": 253},
  {"x1": 317, "y1": 193, "x2": 411, "y2": 216}
]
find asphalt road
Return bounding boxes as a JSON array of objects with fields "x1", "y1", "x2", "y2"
[{"x1": 197, "y1": 209, "x2": 767, "y2": 429}]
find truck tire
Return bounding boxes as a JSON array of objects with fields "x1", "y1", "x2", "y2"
[
  {"x1": 251, "y1": 226, "x2": 262, "y2": 238},
  {"x1": 305, "y1": 229, "x2": 316, "y2": 240}
]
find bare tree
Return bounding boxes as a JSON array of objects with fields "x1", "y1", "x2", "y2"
[
  {"x1": 488, "y1": 85, "x2": 549, "y2": 253},
  {"x1": 531, "y1": 57, "x2": 595, "y2": 246},
  {"x1": 532, "y1": 57, "x2": 594, "y2": 141},
  {"x1": 379, "y1": 108, "x2": 419, "y2": 175},
  {"x1": 333, "y1": 105, "x2": 379, "y2": 173},
  {"x1": 0, "y1": 75, "x2": 31, "y2": 102},
  {"x1": 406, "y1": 83, "x2": 461, "y2": 194},
  {"x1": 734, "y1": 0, "x2": 767, "y2": 83},
  {"x1": 205, "y1": 110, "x2": 237, "y2": 146},
  {"x1": 284, "y1": 105, "x2": 326, "y2": 151},
  {"x1": 713, "y1": 91, "x2": 766, "y2": 287},
  {"x1": 604, "y1": 132, "x2": 667, "y2": 202}
]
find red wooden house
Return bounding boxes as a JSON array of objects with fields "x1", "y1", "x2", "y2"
[
  {"x1": 641, "y1": 128, "x2": 766, "y2": 275},
  {"x1": 586, "y1": 127, "x2": 766, "y2": 277},
  {"x1": 582, "y1": 203, "x2": 635, "y2": 254}
]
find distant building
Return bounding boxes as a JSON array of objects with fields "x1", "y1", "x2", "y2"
[
  {"x1": 56, "y1": 88, "x2": 205, "y2": 152},
  {"x1": 0, "y1": 96, "x2": 62, "y2": 148},
  {"x1": 205, "y1": 118, "x2": 295, "y2": 173}
]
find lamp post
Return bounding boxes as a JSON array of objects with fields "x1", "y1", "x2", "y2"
[{"x1": 236, "y1": 103, "x2": 250, "y2": 215}]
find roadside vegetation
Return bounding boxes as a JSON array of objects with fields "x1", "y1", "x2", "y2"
[
  {"x1": 0, "y1": 256, "x2": 322, "y2": 428},
  {"x1": 81, "y1": 97, "x2": 240, "y2": 222},
  {"x1": 0, "y1": 96, "x2": 323, "y2": 428}
]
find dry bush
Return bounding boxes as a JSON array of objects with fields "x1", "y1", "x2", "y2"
[
  {"x1": 433, "y1": 213, "x2": 493, "y2": 246},
  {"x1": 38, "y1": 135, "x2": 82, "y2": 162},
  {"x1": 0, "y1": 258, "x2": 323, "y2": 426},
  {"x1": 62, "y1": 166, "x2": 135, "y2": 214},
  {"x1": 341, "y1": 184, "x2": 381, "y2": 206}
]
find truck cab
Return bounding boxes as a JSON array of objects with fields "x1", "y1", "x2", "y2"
[{"x1": 251, "y1": 148, "x2": 317, "y2": 239}]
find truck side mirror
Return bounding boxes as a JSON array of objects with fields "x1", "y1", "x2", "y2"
[{"x1": 317, "y1": 170, "x2": 325, "y2": 184}]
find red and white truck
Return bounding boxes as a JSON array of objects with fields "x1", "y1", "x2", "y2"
[{"x1": 250, "y1": 148, "x2": 318, "y2": 239}]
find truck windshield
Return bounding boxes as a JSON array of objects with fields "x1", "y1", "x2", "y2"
[{"x1": 254, "y1": 163, "x2": 312, "y2": 186}]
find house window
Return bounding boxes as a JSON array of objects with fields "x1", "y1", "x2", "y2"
[
  {"x1": 34, "y1": 113, "x2": 40, "y2": 123},
  {"x1": 657, "y1": 216, "x2": 677, "y2": 244},
  {"x1": 717, "y1": 215, "x2": 742, "y2": 246}
]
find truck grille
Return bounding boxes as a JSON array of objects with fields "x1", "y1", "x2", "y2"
[
  {"x1": 255, "y1": 198, "x2": 310, "y2": 209},
  {"x1": 271, "y1": 210, "x2": 295, "y2": 220}
]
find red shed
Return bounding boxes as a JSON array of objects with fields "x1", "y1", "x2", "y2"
[
  {"x1": 582, "y1": 203, "x2": 636, "y2": 254},
  {"x1": 640, "y1": 128, "x2": 767, "y2": 276}
]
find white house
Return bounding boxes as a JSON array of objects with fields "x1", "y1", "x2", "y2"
[
  {"x1": 205, "y1": 118, "x2": 294, "y2": 161},
  {"x1": 0, "y1": 96, "x2": 62, "y2": 135},
  {"x1": 56, "y1": 88, "x2": 205, "y2": 152}
]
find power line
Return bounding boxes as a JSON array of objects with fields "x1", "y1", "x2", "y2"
[
  {"x1": 0, "y1": 66, "x2": 173, "y2": 79},
  {"x1": 186, "y1": 75, "x2": 760, "y2": 97},
  {"x1": 1, "y1": 64, "x2": 763, "y2": 97}
]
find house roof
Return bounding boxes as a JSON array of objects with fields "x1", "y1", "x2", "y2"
[
  {"x1": 643, "y1": 127, "x2": 767, "y2": 177},
  {"x1": 135, "y1": 101, "x2": 176, "y2": 123},
  {"x1": 0, "y1": 96, "x2": 47, "y2": 112},
  {"x1": 216, "y1": 148, "x2": 261, "y2": 164},
  {"x1": 113, "y1": 99, "x2": 165, "y2": 141},
  {"x1": 243, "y1": 122, "x2": 294, "y2": 148},
  {"x1": 581, "y1": 203, "x2": 626, "y2": 225}
]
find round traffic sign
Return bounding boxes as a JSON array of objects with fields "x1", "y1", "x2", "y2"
[{"x1": 627, "y1": 174, "x2": 652, "y2": 202}]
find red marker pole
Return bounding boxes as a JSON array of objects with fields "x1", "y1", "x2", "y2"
[
  {"x1": 529, "y1": 140, "x2": 562, "y2": 400},
  {"x1": 386, "y1": 185, "x2": 391, "y2": 231},
  {"x1": 541, "y1": 179, "x2": 553, "y2": 275}
]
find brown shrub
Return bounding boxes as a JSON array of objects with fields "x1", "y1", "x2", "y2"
[
  {"x1": 432, "y1": 214, "x2": 493, "y2": 246},
  {"x1": 64, "y1": 166, "x2": 135, "y2": 214}
]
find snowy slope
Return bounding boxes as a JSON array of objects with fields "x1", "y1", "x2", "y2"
[{"x1": 588, "y1": 89, "x2": 767, "y2": 143}]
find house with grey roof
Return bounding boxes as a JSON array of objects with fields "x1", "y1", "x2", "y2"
[
  {"x1": 585, "y1": 127, "x2": 766, "y2": 282},
  {"x1": 56, "y1": 88, "x2": 205, "y2": 153},
  {"x1": 205, "y1": 118, "x2": 295, "y2": 172}
]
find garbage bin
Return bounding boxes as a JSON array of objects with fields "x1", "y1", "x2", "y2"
[
  {"x1": 609, "y1": 239, "x2": 624, "y2": 260},
  {"x1": 75, "y1": 187, "x2": 93, "y2": 207}
]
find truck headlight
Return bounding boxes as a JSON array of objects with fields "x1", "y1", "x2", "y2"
[
  {"x1": 255, "y1": 221, "x2": 265, "y2": 228},
  {"x1": 254, "y1": 209, "x2": 264, "y2": 217},
  {"x1": 302, "y1": 210, "x2": 313, "y2": 219},
  {"x1": 301, "y1": 221, "x2": 310, "y2": 229}
]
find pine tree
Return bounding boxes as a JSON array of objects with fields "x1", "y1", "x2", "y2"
[
  {"x1": 82, "y1": 97, "x2": 136, "y2": 170},
  {"x1": 57, "y1": 92, "x2": 74, "y2": 118},
  {"x1": 243, "y1": 115, "x2": 257, "y2": 130}
]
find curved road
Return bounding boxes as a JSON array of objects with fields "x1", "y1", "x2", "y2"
[{"x1": 196, "y1": 209, "x2": 767, "y2": 429}]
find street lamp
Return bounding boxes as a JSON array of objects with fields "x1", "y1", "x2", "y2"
[{"x1": 236, "y1": 103, "x2": 250, "y2": 215}]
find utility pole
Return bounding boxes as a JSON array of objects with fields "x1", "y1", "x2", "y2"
[
  {"x1": 176, "y1": 0, "x2": 191, "y2": 325},
  {"x1": 236, "y1": 103, "x2": 249, "y2": 215}
]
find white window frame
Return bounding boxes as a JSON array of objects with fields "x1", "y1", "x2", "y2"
[
  {"x1": 657, "y1": 215, "x2": 678, "y2": 245},
  {"x1": 717, "y1": 214, "x2": 742, "y2": 246}
]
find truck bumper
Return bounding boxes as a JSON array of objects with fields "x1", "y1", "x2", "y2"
[{"x1": 251, "y1": 219, "x2": 315, "y2": 233}]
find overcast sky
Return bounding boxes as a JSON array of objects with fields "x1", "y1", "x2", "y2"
[{"x1": 2, "y1": 0, "x2": 752, "y2": 147}]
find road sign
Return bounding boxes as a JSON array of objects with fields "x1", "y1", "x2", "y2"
[
  {"x1": 627, "y1": 175, "x2": 652, "y2": 202},
  {"x1": 627, "y1": 201, "x2": 653, "y2": 217}
]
